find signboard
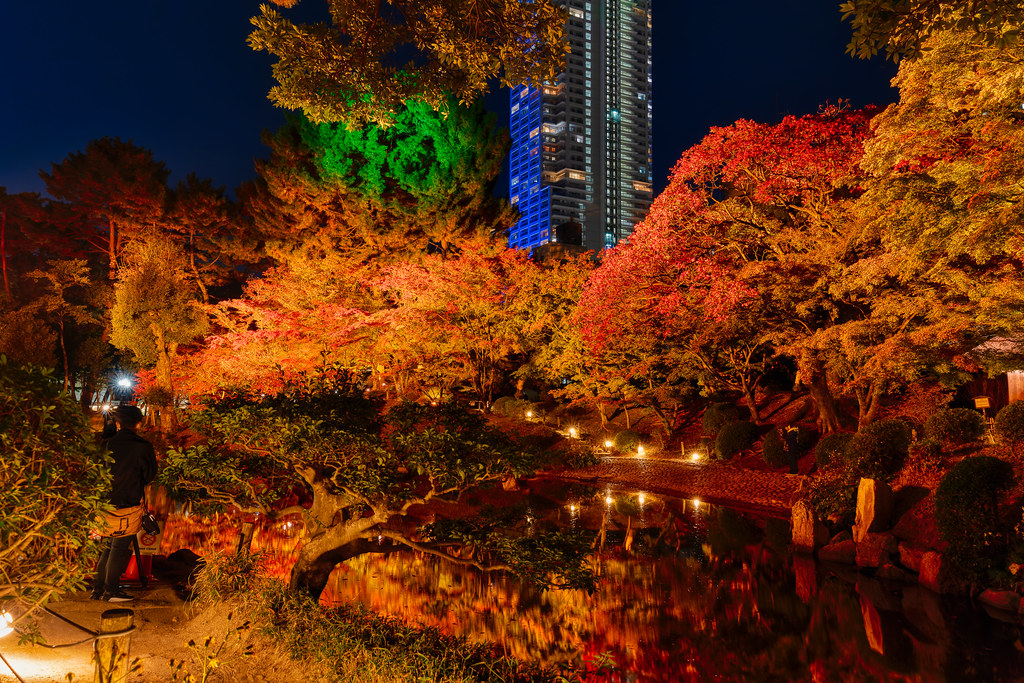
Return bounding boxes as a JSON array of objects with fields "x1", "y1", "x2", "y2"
[
  {"x1": 137, "y1": 521, "x2": 164, "y2": 556},
  {"x1": 974, "y1": 397, "x2": 991, "y2": 409}
]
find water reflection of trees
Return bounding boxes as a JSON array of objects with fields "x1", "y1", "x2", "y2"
[{"x1": 159, "y1": 501, "x2": 1024, "y2": 682}]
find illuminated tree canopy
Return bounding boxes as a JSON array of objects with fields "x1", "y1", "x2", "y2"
[
  {"x1": 248, "y1": 0, "x2": 568, "y2": 126},
  {"x1": 842, "y1": 0, "x2": 1024, "y2": 61}
]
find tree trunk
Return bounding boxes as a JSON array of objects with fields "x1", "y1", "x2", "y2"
[
  {"x1": 289, "y1": 538, "x2": 387, "y2": 601},
  {"x1": 514, "y1": 376, "x2": 525, "y2": 400},
  {"x1": 741, "y1": 376, "x2": 761, "y2": 424},
  {"x1": 807, "y1": 373, "x2": 841, "y2": 434},
  {"x1": 857, "y1": 381, "x2": 884, "y2": 430},
  {"x1": 151, "y1": 323, "x2": 176, "y2": 432},
  {"x1": 108, "y1": 218, "x2": 117, "y2": 282},
  {"x1": 58, "y1": 317, "x2": 70, "y2": 393}
]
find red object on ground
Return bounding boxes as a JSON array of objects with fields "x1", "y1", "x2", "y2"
[{"x1": 122, "y1": 554, "x2": 153, "y2": 581}]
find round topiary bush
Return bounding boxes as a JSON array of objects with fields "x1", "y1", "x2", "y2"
[
  {"x1": 995, "y1": 400, "x2": 1024, "y2": 445},
  {"x1": 935, "y1": 455, "x2": 1016, "y2": 578},
  {"x1": 613, "y1": 429, "x2": 641, "y2": 452},
  {"x1": 702, "y1": 402, "x2": 743, "y2": 435},
  {"x1": 491, "y1": 396, "x2": 515, "y2": 415},
  {"x1": 842, "y1": 418, "x2": 912, "y2": 482},
  {"x1": 761, "y1": 428, "x2": 787, "y2": 467},
  {"x1": 814, "y1": 432, "x2": 852, "y2": 468},
  {"x1": 924, "y1": 408, "x2": 986, "y2": 445},
  {"x1": 715, "y1": 420, "x2": 758, "y2": 460},
  {"x1": 491, "y1": 397, "x2": 534, "y2": 419}
]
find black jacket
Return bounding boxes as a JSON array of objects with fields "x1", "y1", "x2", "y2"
[{"x1": 106, "y1": 428, "x2": 158, "y2": 508}]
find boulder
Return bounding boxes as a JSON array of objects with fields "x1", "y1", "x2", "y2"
[
  {"x1": 831, "y1": 530, "x2": 853, "y2": 544},
  {"x1": 853, "y1": 478, "x2": 894, "y2": 543},
  {"x1": 819, "y1": 539, "x2": 857, "y2": 564},
  {"x1": 978, "y1": 589, "x2": 1021, "y2": 614},
  {"x1": 791, "y1": 500, "x2": 830, "y2": 552},
  {"x1": 897, "y1": 542, "x2": 928, "y2": 573},
  {"x1": 919, "y1": 551, "x2": 962, "y2": 594},
  {"x1": 856, "y1": 532, "x2": 898, "y2": 569}
]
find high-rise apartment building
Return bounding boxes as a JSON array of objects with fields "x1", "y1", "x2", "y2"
[{"x1": 508, "y1": 0, "x2": 652, "y2": 253}]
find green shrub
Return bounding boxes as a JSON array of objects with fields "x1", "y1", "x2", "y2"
[
  {"x1": 843, "y1": 418, "x2": 912, "y2": 482},
  {"x1": 924, "y1": 408, "x2": 986, "y2": 445},
  {"x1": 0, "y1": 357, "x2": 111, "y2": 610},
  {"x1": 995, "y1": 400, "x2": 1024, "y2": 445},
  {"x1": 715, "y1": 420, "x2": 758, "y2": 460},
  {"x1": 491, "y1": 397, "x2": 535, "y2": 419},
  {"x1": 804, "y1": 469, "x2": 858, "y2": 528},
  {"x1": 763, "y1": 425, "x2": 815, "y2": 468},
  {"x1": 935, "y1": 455, "x2": 1016, "y2": 580},
  {"x1": 814, "y1": 432, "x2": 852, "y2": 468},
  {"x1": 613, "y1": 429, "x2": 641, "y2": 451},
  {"x1": 761, "y1": 428, "x2": 789, "y2": 468},
  {"x1": 702, "y1": 402, "x2": 743, "y2": 435},
  {"x1": 906, "y1": 439, "x2": 944, "y2": 473}
]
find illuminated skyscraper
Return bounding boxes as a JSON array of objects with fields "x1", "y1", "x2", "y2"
[{"x1": 508, "y1": 0, "x2": 652, "y2": 253}]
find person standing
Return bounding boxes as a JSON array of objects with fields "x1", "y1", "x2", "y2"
[{"x1": 91, "y1": 404, "x2": 157, "y2": 602}]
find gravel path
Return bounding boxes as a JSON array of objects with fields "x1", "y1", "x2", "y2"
[{"x1": 542, "y1": 456, "x2": 804, "y2": 518}]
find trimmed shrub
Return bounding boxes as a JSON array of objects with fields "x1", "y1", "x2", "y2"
[
  {"x1": 995, "y1": 400, "x2": 1024, "y2": 445},
  {"x1": 804, "y1": 469, "x2": 858, "y2": 528},
  {"x1": 491, "y1": 397, "x2": 535, "y2": 419},
  {"x1": 842, "y1": 418, "x2": 912, "y2": 482},
  {"x1": 761, "y1": 428, "x2": 789, "y2": 468},
  {"x1": 924, "y1": 408, "x2": 986, "y2": 445},
  {"x1": 906, "y1": 439, "x2": 943, "y2": 474},
  {"x1": 613, "y1": 429, "x2": 641, "y2": 452},
  {"x1": 702, "y1": 402, "x2": 743, "y2": 435},
  {"x1": 814, "y1": 432, "x2": 852, "y2": 468},
  {"x1": 935, "y1": 455, "x2": 1016, "y2": 579},
  {"x1": 715, "y1": 420, "x2": 758, "y2": 460}
]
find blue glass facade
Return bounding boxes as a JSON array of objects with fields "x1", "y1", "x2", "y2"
[{"x1": 508, "y1": 85, "x2": 551, "y2": 250}]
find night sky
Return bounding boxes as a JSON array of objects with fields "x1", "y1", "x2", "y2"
[{"x1": 0, "y1": 1, "x2": 897, "y2": 199}]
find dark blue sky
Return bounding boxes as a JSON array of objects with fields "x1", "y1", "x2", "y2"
[{"x1": 0, "y1": 1, "x2": 896, "y2": 198}]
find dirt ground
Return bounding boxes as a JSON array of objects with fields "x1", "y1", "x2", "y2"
[{"x1": 0, "y1": 576, "x2": 309, "y2": 683}]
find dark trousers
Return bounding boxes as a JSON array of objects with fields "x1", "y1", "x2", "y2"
[{"x1": 92, "y1": 535, "x2": 134, "y2": 595}]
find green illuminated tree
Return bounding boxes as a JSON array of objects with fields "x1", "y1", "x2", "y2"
[
  {"x1": 248, "y1": 0, "x2": 567, "y2": 126},
  {"x1": 244, "y1": 99, "x2": 513, "y2": 264}
]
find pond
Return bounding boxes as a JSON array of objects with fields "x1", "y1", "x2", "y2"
[{"x1": 161, "y1": 482, "x2": 1024, "y2": 682}]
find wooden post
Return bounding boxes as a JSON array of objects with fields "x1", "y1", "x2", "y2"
[
  {"x1": 237, "y1": 521, "x2": 255, "y2": 556},
  {"x1": 94, "y1": 608, "x2": 133, "y2": 683}
]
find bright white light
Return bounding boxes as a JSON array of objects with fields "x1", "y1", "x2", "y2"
[
  {"x1": 692, "y1": 498, "x2": 702, "y2": 509},
  {"x1": 604, "y1": 440, "x2": 613, "y2": 448},
  {"x1": 568, "y1": 426, "x2": 578, "y2": 438},
  {"x1": 525, "y1": 410, "x2": 533, "y2": 419},
  {"x1": 0, "y1": 611, "x2": 13, "y2": 638},
  {"x1": 638, "y1": 493, "x2": 645, "y2": 505},
  {"x1": 102, "y1": 404, "x2": 110, "y2": 412},
  {"x1": 691, "y1": 452, "x2": 701, "y2": 462},
  {"x1": 116, "y1": 378, "x2": 132, "y2": 389},
  {"x1": 605, "y1": 494, "x2": 613, "y2": 506},
  {"x1": 637, "y1": 445, "x2": 645, "y2": 456},
  {"x1": 569, "y1": 503, "x2": 577, "y2": 513}
]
